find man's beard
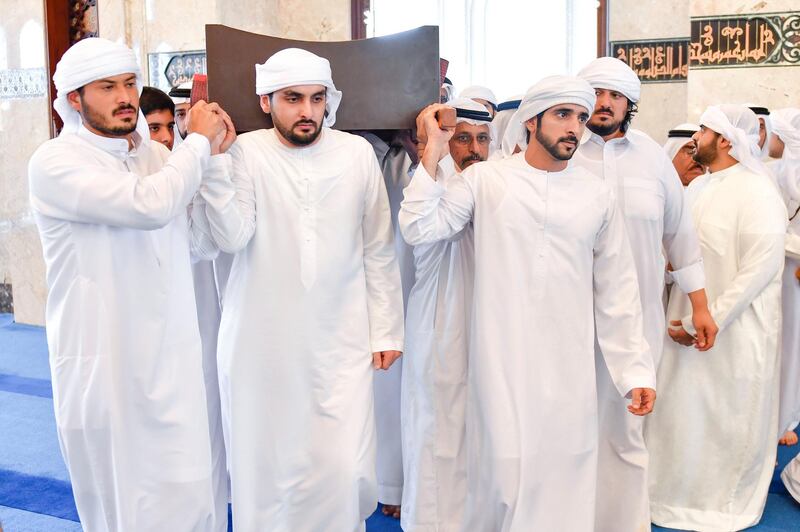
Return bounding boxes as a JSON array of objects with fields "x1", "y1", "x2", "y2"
[
  {"x1": 693, "y1": 140, "x2": 717, "y2": 166},
  {"x1": 81, "y1": 100, "x2": 138, "y2": 137},
  {"x1": 535, "y1": 128, "x2": 579, "y2": 161},
  {"x1": 273, "y1": 115, "x2": 322, "y2": 146},
  {"x1": 587, "y1": 107, "x2": 623, "y2": 137}
]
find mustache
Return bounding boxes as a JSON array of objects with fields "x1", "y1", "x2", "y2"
[
  {"x1": 294, "y1": 119, "x2": 318, "y2": 128},
  {"x1": 559, "y1": 135, "x2": 579, "y2": 144},
  {"x1": 595, "y1": 107, "x2": 614, "y2": 115},
  {"x1": 112, "y1": 104, "x2": 136, "y2": 115}
]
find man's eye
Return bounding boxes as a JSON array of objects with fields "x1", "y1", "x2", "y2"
[{"x1": 149, "y1": 126, "x2": 158, "y2": 131}]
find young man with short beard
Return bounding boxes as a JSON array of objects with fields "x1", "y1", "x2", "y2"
[
  {"x1": 195, "y1": 48, "x2": 404, "y2": 531},
  {"x1": 572, "y1": 57, "x2": 716, "y2": 532},
  {"x1": 647, "y1": 104, "x2": 787, "y2": 531},
  {"x1": 399, "y1": 75, "x2": 655, "y2": 531},
  {"x1": 28, "y1": 37, "x2": 233, "y2": 531}
]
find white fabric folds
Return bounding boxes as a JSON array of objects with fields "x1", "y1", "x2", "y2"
[
  {"x1": 254, "y1": 47, "x2": 342, "y2": 127},
  {"x1": 501, "y1": 75, "x2": 596, "y2": 156},
  {"x1": 699, "y1": 104, "x2": 772, "y2": 178},
  {"x1": 772, "y1": 108, "x2": 800, "y2": 158},
  {"x1": 458, "y1": 85, "x2": 498, "y2": 106},
  {"x1": 52, "y1": 37, "x2": 149, "y2": 141},
  {"x1": 577, "y1": 56, "x2": 641, "y2": 103}
]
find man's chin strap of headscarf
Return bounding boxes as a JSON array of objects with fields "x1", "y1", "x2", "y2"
[
  {"x1": 501, "y1": 76, "x2": 596, "y2": 157},
  {"x1": 255, "y1": 47, "x2": 342, "y2": 128},
  {"x1": 53, "y1": 37, "x2": 150, "y2": 144},
  {"x1": 699, "y1": 104, "x2": 773, "y2": 179}
]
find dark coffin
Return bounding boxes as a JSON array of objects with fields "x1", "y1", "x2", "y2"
[{"x1": 205, "y1": 24, "x2": 440, "y2": 132}]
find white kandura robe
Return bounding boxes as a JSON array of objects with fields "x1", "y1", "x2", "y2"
[
  {"x1": 28, "y1": 127, "x2": 219, "y2": 532},
  {"x1": 573, "y1": 129, "x2": 705, "y2": 532},
  {"x1": 399, "y1": 154, "x2": 655, "y2": 531},
  {"x1": 401, "y1": 155, "x2": 473, "y2": 532},
  {"x1": 361, "y1": 133, "x2": 414, "y2": 506},
  {"x1": 647, "y1": 163, "x2": 786, "y2": 532},
  {"x1": 189, "y1": 257, "x2": 229, "y2": 524},
  {"x1": 198, "y1": 127, "x2": 404, "y2": 531}
]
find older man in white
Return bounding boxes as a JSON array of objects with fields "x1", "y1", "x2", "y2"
[
  {"x1": 647, "y1": 104, "x2": 787, "y2": 531},
  {"x1": 401, "y1": 98, "x2": 492, "y2": 532},
  {"x1": 196, "y1": 48, "x2": 404, "y2": 531},
  {"x1": 399, "y1": 76, "x2": 656, "y2": 531},
  {"x1": 28, "y1": 37, "x2": 232, "y2": 531}
]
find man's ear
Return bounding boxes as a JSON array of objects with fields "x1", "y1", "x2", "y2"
[
  {"x1": 67, "y1": 90, "x2": 82, "y2": 112},
  {"x1": 717, "y1": 134, "x2": 731, "y2": 150},
  {"x1": 259, "y1": 94, "x2": 271, "y2": 114},
  {"x1": 525, "y1": 117, "x2": 537, "y2": 135}
]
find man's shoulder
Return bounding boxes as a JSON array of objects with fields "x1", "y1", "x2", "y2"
[
  {"x1": 627, "y1": 129, "x2": 669, "y2": 155},
  {"x1": 323, "y1": 128, "x2": 374, "y2": 152},
  {"x1": 29, "y1": 133, "x2": 90, "y2": 171}
]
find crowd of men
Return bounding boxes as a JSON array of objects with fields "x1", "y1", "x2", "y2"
[{"x1": 26, "y1": 36, "x2": 800, "y2": 531}]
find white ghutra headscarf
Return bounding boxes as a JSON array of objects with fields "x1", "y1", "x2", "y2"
[
  {"x1": 501, "y1": 76, "x2": 596, "y2": 157},
  {"x1": 255, "y1": 48, "x2": 342, "y2": 128}
]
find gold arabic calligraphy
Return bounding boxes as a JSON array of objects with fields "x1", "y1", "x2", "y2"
[
  {"x1": 616, "y1": 44, "x2": 687, "y2": 80},
  {"x1": 690, "y1": 21, "x2": 776, "y2": 64}
]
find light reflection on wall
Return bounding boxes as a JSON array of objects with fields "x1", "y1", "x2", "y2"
[{"x1": 367, "y1": 0, "x2": 598, "y2": 100}]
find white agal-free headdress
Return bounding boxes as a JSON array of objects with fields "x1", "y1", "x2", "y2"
[
  {"x1": 458, "y1": 85, "x2": 499, "y2": 107},
  {"x1": 501, "y1": 75, "x2": 596, "y2": 156},
  {"x1": 578, "y1": 56, "x2": 641, "y2": 103},
  {"x1": 770, "y1": 108, "x2": 800, "y2": 159},
  {"x1": 53, "y1": 37, "x2": 149, "y2": 141},
  {"x1": 255, "y1": 48, "x2": 342, "y2": 128},
  {"x1": 699, "y1": 104, "x2": 771, "y2": 178}
]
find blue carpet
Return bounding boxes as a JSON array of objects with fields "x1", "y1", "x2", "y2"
[{"x1": 1, "y1": 313, "x2": 799, "y2": 531}]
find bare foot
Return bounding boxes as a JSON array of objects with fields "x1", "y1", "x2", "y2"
[
  {"x1": 780, "y1": 430, "x2": 799, "y2": 446},
  {"x1": 381, "y1": 504, "x2": 401, "y2": 519}
]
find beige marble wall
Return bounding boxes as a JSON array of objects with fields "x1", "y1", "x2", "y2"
[
  {"x1": 0, "y1": 1, "x2": 49, "y2": 324},
  {"x1": 99, "y1": 0, "x2": 351, "y2": 84},
  {"x1": 687, "y1": 0, "x2": 800, "y2": 121},
  {"x1": 609, "y1": 0, "x2": 691, "y2": 144}
]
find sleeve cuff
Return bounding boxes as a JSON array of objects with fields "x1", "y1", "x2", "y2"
[
  {"x1": 370, "y1": 339, "x2": 405, "y2": 354},
  {"x1": 786, "y1": 233, "x2": 800, "y2": 260},
  {"x1": 410, "y1": 163, "x2": 447, "y2": 196},
  {"x1": 681, "y1": 314, "x2": 697, "y2": 336},
  {"x1": 200, "y1": 154, "x2": 234, "y2": 205},
  {"x1": 182, "y1": 133, "x2": 212, "y2": 167},
  {"x1": 620, "y1": 376, "x2": 657, "y2": 398},
  {"x1": 670, "y1": 260, "x2": 705, "y2": 294}
]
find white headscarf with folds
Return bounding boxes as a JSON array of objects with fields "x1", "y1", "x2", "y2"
[
  {"x1": 577, "y1": 56, "x2": 641, "y2": 103},
  {"x1": 458, "y1": 85, "x2": 498, "y2": 107},
  {"x1": 53, "y1": 37, "x2": 149, "y2": 142},
  {"x1": 663, "y1": 123, "x2": 700, "y2": 160},
  {"x1": 501, "y1": 76, "x2": 596, "y2": 157},
  {"x1": 255, "y1": 48, "x2": 342, "y2": 128},
  {"x1": 771, "y1": 108, "x2": 800, "y2": 159},
  {"x1": 699, "y1": 104, "x2": 772, "y2": 178}
]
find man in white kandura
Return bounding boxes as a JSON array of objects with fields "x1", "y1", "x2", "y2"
[
  {"x1": 768, "y1": 108, "x2": 800, "y2": 447},
  {"x1": 573, "y1": 57, "x2": 716, "y2": 532},
  {"x1": 399, "y1": 75, "x2": 656, "y2": 531},
  {"x1": 647, "y1": 104, "x2": 787, "y2": 532},
  {"x1": 197, "y1": 48, "x2": 404, "y2": 531},
  {"x1": 401, "y1": 97, "x2": 492, "y2": 532},
  {"x1": 28, "y1": 37, "x2": 233, "y2": 531}
]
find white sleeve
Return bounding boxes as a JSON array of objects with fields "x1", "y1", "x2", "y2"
[
  {"x1": 29, "y1": 134, "x2": 210, "y2": 230},
  {"x1": 399, "y1": 163, "x2": 475, "y2": 246},
  {"x1": 361, "y1": 148, "x2": 405, "y2": 353},
  {"x1": 199, "y1": 141, "x2": 257, "y2": 253},
  {"x1": 660, "y1": 159, "x2": 705, "y2": 293},
  {"x1": 593, "y1": 190, "x2": 656, "y2": 397}
]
